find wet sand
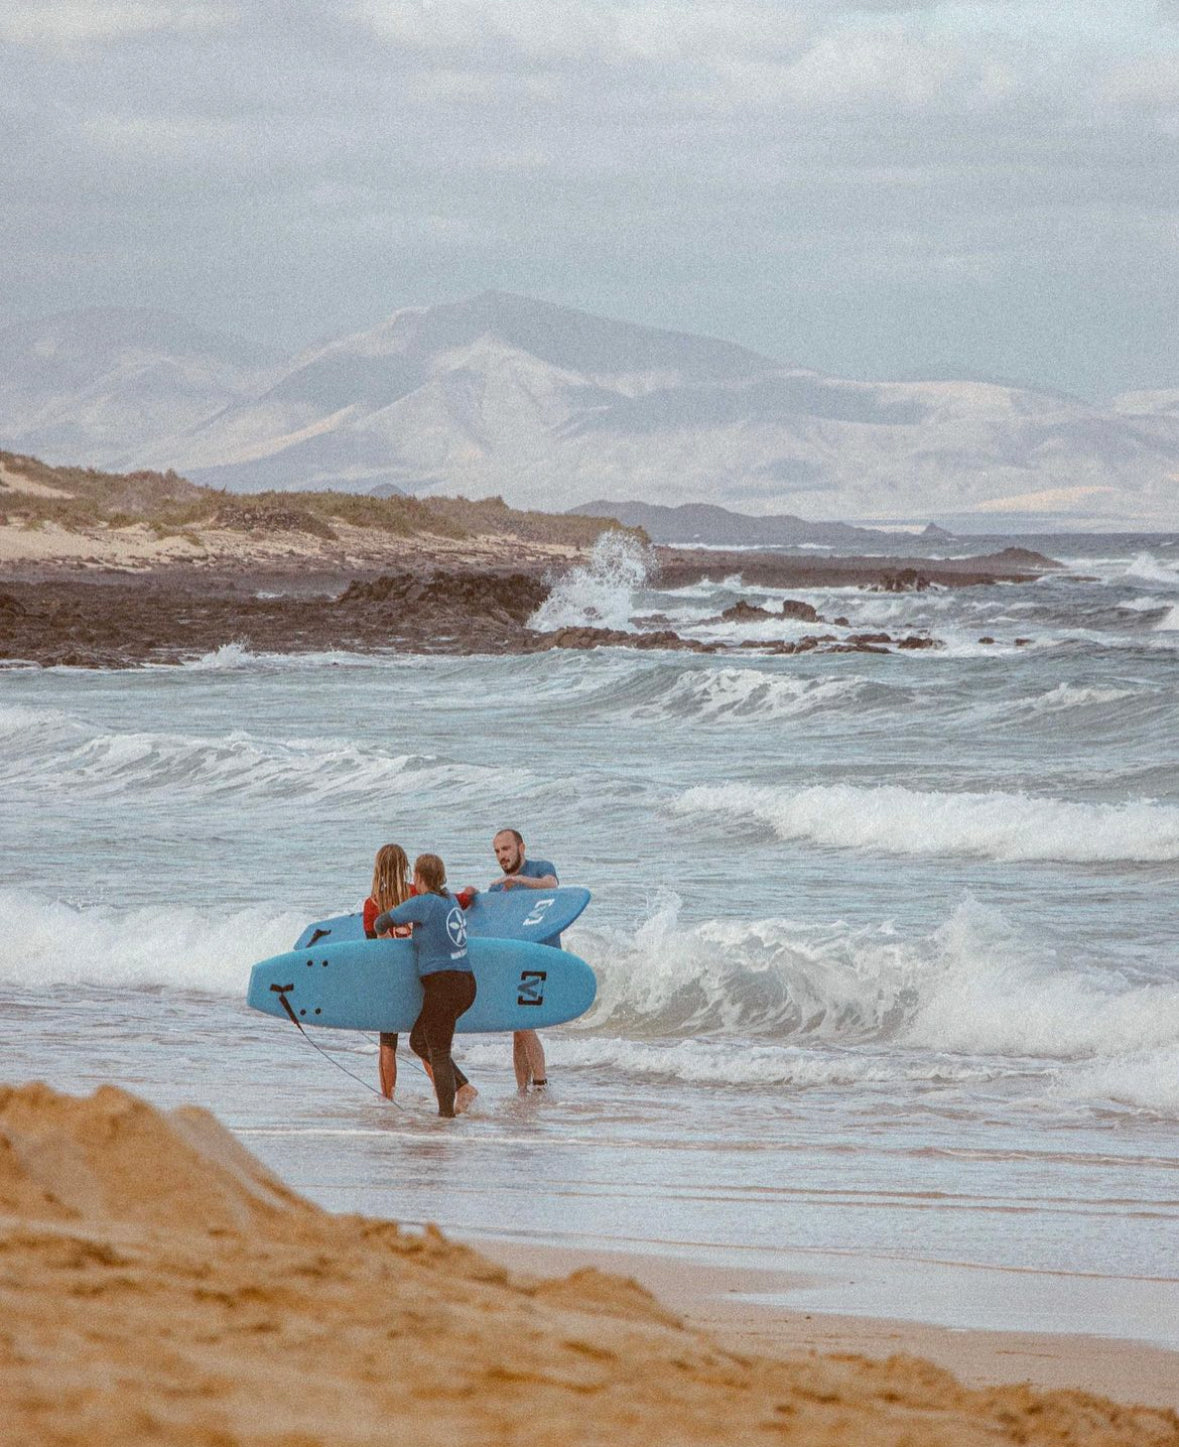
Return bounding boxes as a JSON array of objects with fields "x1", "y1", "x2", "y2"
[{"x1": 472, "y1": 1240, "x2": 1179, "y2": 1411}]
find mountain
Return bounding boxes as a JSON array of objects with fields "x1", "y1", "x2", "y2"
[
  {"x1": 2, "y1": 294, "x2": 1178, "y2": 527},
  {"x1": 0, "y1": 308, "x2": 281, "y2": 468},
  {"x1": 567, "y1": 500, "x2": 926, "y2": 546}
]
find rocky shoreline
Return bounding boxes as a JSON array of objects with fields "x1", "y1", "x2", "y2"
[{"x1": 0, "y1": 546, "x2": 1060, "y2": 668}]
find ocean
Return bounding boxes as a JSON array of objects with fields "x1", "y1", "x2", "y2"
[{"x1": 3, "y1": 533, "x2": 1178, "y2": 1348}]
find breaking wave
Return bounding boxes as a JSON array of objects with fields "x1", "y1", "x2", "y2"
[
  {"x1": 0, "y1": 888, "x2": 302, "y2": 993},
  {"x1": 528, "y1": 532, "x2": 655, "y2": 631},
  {"x1": 5, "y1": 883, "x2": 1176, "y2": 1116},
  {"x1": 630, "y1": 669, "x2": 884, "y2": 723},
  {"x1": 570, "y1": 896, "x2": 1179, "y2": 1112},
  {"x1": 0, "y1": 712, "x2": 535, "y2": 804},
  {"x1": 672, "y1": 782, "x2": 1179, "y2": 862}
]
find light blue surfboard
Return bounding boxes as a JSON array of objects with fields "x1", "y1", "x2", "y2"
[
  {"x1": 247, "y1": 936, "x2": 596, "y2": 1033},
  {"x1": 292, "y1": 886, "x2": 591, "y2": 951}
]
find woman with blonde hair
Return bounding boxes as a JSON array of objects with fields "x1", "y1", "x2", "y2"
[
  {"x1": 374, "y1": 853, "x2": 478, "y2": 1118},
  {"x1": 364, "y1": 843, "x2": 413, "y2": 1098}
]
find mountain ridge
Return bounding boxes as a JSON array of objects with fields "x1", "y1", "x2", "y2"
[{"x1": 1, "y1": 294, "x2": 1176, "y2": 528}]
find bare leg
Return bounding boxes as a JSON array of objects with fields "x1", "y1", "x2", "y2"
[
  {"x1": 512, "y1": 1031, "x2": 531, "y2": 1090},
  {"x1": 514, "y1": 1029, "x2": 546, "y2": 1089},
  {"x1": 378, "y1": 1032, "x2": 398, "y2": 1099}
]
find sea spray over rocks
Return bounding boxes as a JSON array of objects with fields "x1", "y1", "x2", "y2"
[{"x1": 528, "y1": 533, "x2": 656, "y2": 632}]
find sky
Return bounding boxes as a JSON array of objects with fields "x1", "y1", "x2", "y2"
[{"x1": 2, "y1": 0, "x2": 1177, "y2": 400}]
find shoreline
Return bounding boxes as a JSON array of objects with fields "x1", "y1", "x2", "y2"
[
  {"x1": 0, "y1": 545, "x2": 1061, "y2": 669},
  {"x1": 3, "y1": 1082, "x2": 1177, "y2": 1445},
  {"x1": 466, "y1": 1237, "x2": 1179, "y2": 1409}
]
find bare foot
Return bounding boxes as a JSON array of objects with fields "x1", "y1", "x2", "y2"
[{"x1": 454, "y1": 1083, "x2": 479, "y2": 1114}]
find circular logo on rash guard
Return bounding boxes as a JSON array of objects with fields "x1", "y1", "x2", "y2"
[{"x1": 446, "y1": 907, "x2": 468, "y2": 948}]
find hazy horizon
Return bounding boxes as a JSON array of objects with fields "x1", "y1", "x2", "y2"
[{"x1": 3, "y1": 2, "x2": 1178, "y2": 402}]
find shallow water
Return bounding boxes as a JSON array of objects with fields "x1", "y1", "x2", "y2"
[{"x1": 2, "y1": 533, "x2": 1178, "y2": 1343}]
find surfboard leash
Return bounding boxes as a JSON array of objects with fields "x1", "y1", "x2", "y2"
[{"x1": 269, "y1": 983, "x2": 406, "y2": 1110}]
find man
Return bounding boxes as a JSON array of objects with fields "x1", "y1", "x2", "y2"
[{"x1": 489, "y1": 827, "x2": 558, "y2": 1091}]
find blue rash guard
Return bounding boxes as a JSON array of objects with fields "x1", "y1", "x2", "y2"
[
  {"x1": 490, "y1": 858, "x2": 561, "y2": 947},
  {"x1": 376, "y1": 891, "x2": 472, "y2": 977}
]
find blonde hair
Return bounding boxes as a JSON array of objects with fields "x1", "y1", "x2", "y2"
[
  {"x1": 370, "y1": 844, "x2": 411, "y2": 912},
  {"x1": 413, "y1": 853, "x2": 447, "y2": 896}
]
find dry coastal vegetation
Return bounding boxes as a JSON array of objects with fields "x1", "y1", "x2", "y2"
[{"x1": 0, "y1": 450, "x2": 635, "y2": 557}]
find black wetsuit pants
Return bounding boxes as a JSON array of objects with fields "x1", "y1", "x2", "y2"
[
  {"x1": 409, "y1": 970, "x2": 477, "y2": 1116},
  {"x1": 379, "y1": 1032, "x2": 470, "y2": 1091}
]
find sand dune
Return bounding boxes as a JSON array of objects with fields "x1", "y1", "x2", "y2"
[{"x1": 1, "y1": 1082, "x2": 1176, "y2": 1445}]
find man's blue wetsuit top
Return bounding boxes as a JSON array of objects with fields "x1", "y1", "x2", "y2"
[
  {"x1": 489, "y1": 858, "x2": 562, "y2": 946},
  {"x1": 376, "y1": 892, "x2": 471, "y2": 977}
]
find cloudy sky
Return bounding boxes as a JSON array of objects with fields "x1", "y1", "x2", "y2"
[{"x1": 2, "y1": 0, "x2": 1177, "y2": 398}]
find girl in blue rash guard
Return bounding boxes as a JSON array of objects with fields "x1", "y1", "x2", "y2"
[{"x1": 373, "y1": 853, "x2": 477, "y2": 1119}]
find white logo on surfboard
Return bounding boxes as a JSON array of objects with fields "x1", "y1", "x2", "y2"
[
  {"x1": 522, "y1": 897, "x2": 555, "y2": 927},
  {"x1": 446, "y1": 908, "x2": 468, "y2": 948}
]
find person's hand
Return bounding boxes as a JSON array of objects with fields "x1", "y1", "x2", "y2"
[{"x1": 497, "y1": 874, "x2": 520, "y2": 889}]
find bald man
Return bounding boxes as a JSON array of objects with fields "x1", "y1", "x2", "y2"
[{"x1": 489, "y1": 828, "x2": 558, "y2": 1091}]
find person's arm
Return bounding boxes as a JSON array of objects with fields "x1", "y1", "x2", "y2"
[
  {"x1": 373, "y1": 895, "x2": 428, "y2": 936},
  {"x1": 497, "y1": 860, "x2": 559, "y2": 890}
]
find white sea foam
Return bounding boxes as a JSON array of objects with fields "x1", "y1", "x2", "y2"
[
  {"x1": 0, "y1": 888, "x2": 303, "y2": 993},
  {"x1": 458, "y1": 1033, "x2": 998, "y2": 1089},
  {"x1": 1156, "y1": 606, "x2": 1179, "y2": 631},
  {"x1": 1055, "y1": 1047, "x2": 1179, "y2": 1116},
  {"x1": 180, "y1": 644, "x2": 394, "y2": 671},
  {"x1": 631, "y1": 669, "x2": 873, "y2": 723},
  {"x1": 1021, "y1": 683, "x2": 1140, "y2": 716},
  {"x1": 1122, "y1": 553, "x2": 1179, "y2": 588},
  {"x1": 184, "y1": 641, "x2": 260, "y2": 670},
  {"x1": 0, "y1": 721, "x2": 533, "y2": 804},
  {"x1": 672, "y1": 782, "x2": 1179, "y2": 862},
  {"x1": 556, "y1": 897, "x2": 1179, "y2": 1112},
  {"x1": 0, "y1": 701, "x2": 78, "y2": 743},
  {"x1": 901, "y1": 904, "x2": 1179, "y2": 1061},
  {"x1": 528, "y1": 532, "x2": 655, "y2": 631},
  {"x1": 569, "y1": 892, "x2": 926, "y2": 1041}
]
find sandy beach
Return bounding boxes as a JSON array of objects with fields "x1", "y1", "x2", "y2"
[
  {"x1": 474, "y1": 1241, "x2": 1179, "y2": 1411},
  {"x1": 2, "y1": 1082, "x2": 1176, "y2": 1446}
]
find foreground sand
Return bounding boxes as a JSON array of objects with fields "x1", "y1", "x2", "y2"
[
  {"x1": 1, "y1": 1084, "x2": 1176, "y2": 1446},
  {"x1": 476, "y1": 1242, "x2": 1179, "y2": 1412}
]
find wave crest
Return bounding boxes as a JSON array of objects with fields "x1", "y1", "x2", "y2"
[{"x1": 672, "y1": 782, "x2": 1179, "y2": 863}]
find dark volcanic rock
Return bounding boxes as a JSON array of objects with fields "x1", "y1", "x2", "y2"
[
  {"x1": 720, "y1": 600, "x2": 775, "y2": 622},
  {"x1": 655, "y1": 547, "x2": 1059, "y2": 591},
  {"x1": 874, "y1": 570, "x2": 930, "y2": 593},
  {"x1": 542, "y1": 626, "x2": 710, "y2": 652},
  {"x1": 338, "y1": 570, "x2": 549, "y2": 627},
  {"x1": 780, "y1": 599, "x2": 820, "y2": 621},
  {"x1": 715, "y1": 597, "x2": 822, "y2": 625}
]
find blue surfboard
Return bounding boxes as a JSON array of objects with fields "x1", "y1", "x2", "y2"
[
  {"x1": 247, "y1": 936, "x2": 596, "y2": 1033},
  {"x1": 292, "y1": 886, "x2": 591, "y2": 951}
]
